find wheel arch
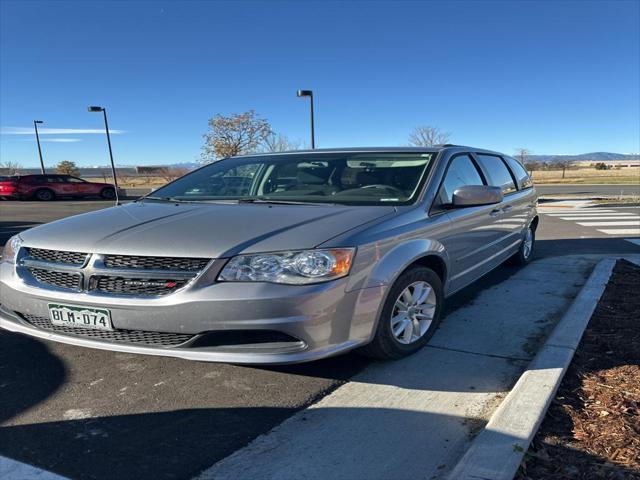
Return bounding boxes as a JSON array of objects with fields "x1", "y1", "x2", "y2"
[
  {"x1": 355, "y1": 239, "x2": 449, "y2": 343},
  {"x1": 530, "y1": 215, "x2": 539, "y2": 231}
]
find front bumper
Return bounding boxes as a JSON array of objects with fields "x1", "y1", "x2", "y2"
[{"x1": 0, "y1": 262, "x2": 384, "y2": 364}]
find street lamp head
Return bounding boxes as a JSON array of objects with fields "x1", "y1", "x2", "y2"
[
  {"x1": 88, "y1": 106, "x2": 104, "y2": 112},
  {"x1": 34, "y1": 120, "x2": 44, "y2": 124},
  {"x1": 297, "y1": 90, "x2": 313, "y2": 97}
]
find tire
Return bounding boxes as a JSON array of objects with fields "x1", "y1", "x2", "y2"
[
  {"x1": 34, "y1": 189, "x2": 55, "y2": 201},
  {"x1": 359, "y1": 266, "x2": 444, "y2": 360},
  {"x1": 510, "y1": 223, "x2": 535, "y2": 266},
  {"x1": 100, "y1": 187, "x2": 116, "y2": 200}
]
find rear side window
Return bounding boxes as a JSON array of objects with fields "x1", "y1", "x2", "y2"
[
  {"x1": 24, "y1": 175, "x2": 45, "y2": 184},
  {"x1": 505, "y1": 157, "x2": 533, "y2": 189},
  {"x1": 437, "y1": 154, "x2": 485, "y2": 205},
  {"x1": 475, "y1": 155, "x2": 516, "y2": 194}
]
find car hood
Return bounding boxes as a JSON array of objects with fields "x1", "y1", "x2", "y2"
[{"x1": 19, "y1": 201, "x2": 396, "y2": 258}]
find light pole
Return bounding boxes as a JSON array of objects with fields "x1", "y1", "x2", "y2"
[
  {"x1": 33, "y1": 120, "x2": 45, "y2": 174},
  {"x1": 297, "y1": 90, "x2": 315, "y2": 149},
  {"x1": 88, "y1": 106, "x2": 119, "y2": 203}
]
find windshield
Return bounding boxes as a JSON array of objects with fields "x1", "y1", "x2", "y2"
[{"x1": 148, "y1": 152, "x2": 435, "y2": 206}]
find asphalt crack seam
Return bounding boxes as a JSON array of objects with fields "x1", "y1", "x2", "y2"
[{"x1": 425, "y1": 344, "x2": 532, "y2": 362}]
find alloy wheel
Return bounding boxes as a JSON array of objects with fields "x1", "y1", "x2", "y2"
[{"x1": 390, "y1": 281, "x2": 437, "y2": 345}]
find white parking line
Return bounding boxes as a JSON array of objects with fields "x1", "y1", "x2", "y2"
[
  {"x1": 577, "y1": 221, "x2": 640, "y2": 227},
  {"x1": 597, "y1": 228, "x2": 640, "y2": 235}
]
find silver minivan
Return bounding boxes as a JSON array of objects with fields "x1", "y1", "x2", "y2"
[{"x1": 0, "y1": 146, "x2": 538, "y2": 364}]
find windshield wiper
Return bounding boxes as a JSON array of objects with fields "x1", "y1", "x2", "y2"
[
  {"x1": 141, "y1": 196, "x2": 193, "y2": 203},
  {"x1": 237, "y1": 198, "x2": 336, "y2": 206}
]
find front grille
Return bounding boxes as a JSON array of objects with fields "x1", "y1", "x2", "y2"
[
  {"x1": 27, "y1": 248, "x2": 87, "y2": 265},
  {"x1": 21, "y1": 313, "x2": 194, "y2": 347},
  {"x1": 92, "y1": 276, "x2": 189, "y2": 296},
  {"x1": 20, "y1": 250, "x2": 210, "y2": 297},
  {"x1": 103, "y1": 255, "x2": 209, "y2": 271},
  {"x1": 28, "y1": 268, "x2": 82, "y2": 290}
]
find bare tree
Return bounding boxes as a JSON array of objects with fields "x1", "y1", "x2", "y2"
[
  {"x1": 515, "y1": 148, "x2": 535, "y2": 174},
  {"x1": 514, "y1": 148, "x2": 531, "y2": 165},
  {"x1": 557, "y1": 160, "x2": 571, "y2": 179},
  {"x1": 157, "y1": 167, "x2": 190, "y2": 183},
  {"x1": 56, "y1": 160, "x2": 80, "y2": 176},
  {"x1": 201, "y1": 110, "x2": 272, "y2": 163},
  {"x1": 0, "y1": 160, "x2": 22, "y2": 175},
  {"x1": 408, "y1": 126, "x2": 450, "y2": 147},
  {"x1": 262, "y1": 133, "x2": 302, "y2": 153}
]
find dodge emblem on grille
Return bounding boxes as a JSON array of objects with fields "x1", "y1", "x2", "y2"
[{"x1": 123, "y1": 280, "x2": 178, "y2": 288}]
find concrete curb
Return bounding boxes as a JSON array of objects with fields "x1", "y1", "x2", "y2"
[{"x1": 447, "y1": 258, "x2": 616, "y2": 480}]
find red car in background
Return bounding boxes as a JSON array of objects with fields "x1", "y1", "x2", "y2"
[{"x1": 0, "y1": 174, "x2": 116, "y2": 201}]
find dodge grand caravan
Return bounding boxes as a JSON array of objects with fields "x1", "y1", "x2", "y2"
[{"x1": 0, "y1": 146, "x2": 538, "y2": 364}]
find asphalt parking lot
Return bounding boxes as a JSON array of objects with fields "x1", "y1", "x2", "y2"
[{"x1": 1, "y1": 199, "x2": 639, "y2": 479}]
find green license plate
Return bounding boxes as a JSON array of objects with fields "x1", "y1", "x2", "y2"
[{"x1": 48, "y1": 303, "x2": 113, "y2": 331}]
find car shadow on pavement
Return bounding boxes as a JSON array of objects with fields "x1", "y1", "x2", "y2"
[
  {"x1": 0, "y1": 407, "x2": 478, "y2": 480},
  {"x1": 263, "y1": 260, "x2": 525, "y2": 382},
  {"x1": 0, "y1": 331, "x2": 67, "y2": 424}
]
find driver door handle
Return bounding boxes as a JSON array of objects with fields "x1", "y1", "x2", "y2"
[{"x1": 490, "y1": 208, "x2": 502, "y2": 217}]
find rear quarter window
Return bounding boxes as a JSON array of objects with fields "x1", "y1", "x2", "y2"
[{"x1": 505, "y1": 157, "x2": 533, "y2": 189}]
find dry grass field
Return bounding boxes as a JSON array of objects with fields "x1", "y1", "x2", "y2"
[
  {"x1": 88, "y1": 167, "x2": 640, "y2": 189},
  {"x1": 91, "y1": 175, "x2": 176, "y2": 188},
  {"x1": 530, "y1": 167, "x2": 640, "y2": 184}
]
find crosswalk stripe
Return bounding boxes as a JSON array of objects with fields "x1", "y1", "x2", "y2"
[
  {"x1": 557, "y1": 216, "x2": 639, "y2": 221},
  {"x1": 546, "y1": 212, "x2": 636, "y2": 216},
  {"x1": 597, "y1": 228, "x2": 640, "y2": 235},
  {"x1": 538, "y1": 208, "x2": 618, "y2": 212},
  {"x1": 577, "y1": 221, "x2": 640, "y2": 227}
]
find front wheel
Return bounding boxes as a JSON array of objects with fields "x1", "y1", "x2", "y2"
[
  {"x1": 359, "y1": 266, "x2": 444, "y2": 360},
  {"x1": 511, "y1": 224, "x2": 535, "y2": 266},
  {"x1": 101, "y1": 187, "x2": 116, "y2": 200},
  {"x1": 34, "y1": 189, "x2": 55, "y2": 201}
]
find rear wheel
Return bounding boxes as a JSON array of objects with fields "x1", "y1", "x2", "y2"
[
  {"x1": 359, "y1": 266, "x2": 443, "y2": 360},
  {"x1": 101, "y1": 187, "x2": 116, "y2": 200},
  {"x1": 511, "y1": 223, "x2": 535, "y2": 266},
  {"x1": 34, "y1": 188, "x2": 55, "y2": 201}
]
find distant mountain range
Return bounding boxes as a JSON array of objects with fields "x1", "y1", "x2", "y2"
[
  {"x1": 9, "y1": 154, "x2": 639, "y2": 173},
  {"x1": 526, "y1": 152, "x2": 639, "y2": 163}
]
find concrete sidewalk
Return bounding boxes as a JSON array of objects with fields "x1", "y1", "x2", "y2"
[{"x1": 197, "y1": 255, "x2": 598, "y2": 480}]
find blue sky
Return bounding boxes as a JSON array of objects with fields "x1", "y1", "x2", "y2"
[{"x1": 1, "y1": 0, "x2": 639, "y2": 167}]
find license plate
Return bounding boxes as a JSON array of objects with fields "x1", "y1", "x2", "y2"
[{"x1": 48, "y1": 303, "x2": 113, "y2": 331}]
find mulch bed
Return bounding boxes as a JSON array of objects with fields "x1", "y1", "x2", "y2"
[{"x1": 517, "y1": 259, "x2": 640, "y2": 480}]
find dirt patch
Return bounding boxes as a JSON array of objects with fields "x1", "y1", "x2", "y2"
[{"x1": 517, "y1": 259, "x2": 640, "y2": 480}]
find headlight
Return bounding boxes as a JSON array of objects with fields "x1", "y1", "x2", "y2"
[
  {"x1": 1, "y1": 234, "x2": 23, "y2": 264},
  {"x1": 218, "y1": 248, "x2": 355, "y2": 285}
]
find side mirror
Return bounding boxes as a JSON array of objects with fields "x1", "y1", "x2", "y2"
[{"x1": 452, "y1": 185, "x2": 503, "y2": 207}]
